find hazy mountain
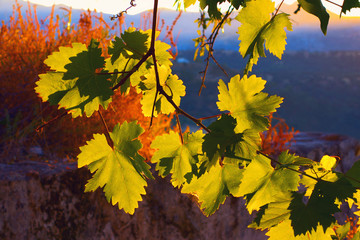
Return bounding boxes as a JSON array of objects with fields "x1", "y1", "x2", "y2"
[{"x1": 1, "y1": 0, "x2": 360, "y2": 52}]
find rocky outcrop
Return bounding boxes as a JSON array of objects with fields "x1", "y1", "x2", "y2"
[
  {"x1": 0, "y1": 161, "x2": 265, "y2": 240},
  {"x1": 290, "y1": 132, "x2": 360, "y2": 172},
  {"x1": 0, "y1": 132, "x2": 359, "y2": 240}
]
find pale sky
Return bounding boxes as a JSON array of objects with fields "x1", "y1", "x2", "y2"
[{"x1": 28, "y1": 0, "x2": 360, "y2": 16}]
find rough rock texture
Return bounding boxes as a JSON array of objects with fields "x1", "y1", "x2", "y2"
[
  {"x1": 0, "y1": 161, "x2": 265, "y2": 240},
  {"x1": 290, "y1": 132, "x2": 360, "y2": 172},
  {"x1": 0, "y1": 132, "x2": 359, "y2": 240}
]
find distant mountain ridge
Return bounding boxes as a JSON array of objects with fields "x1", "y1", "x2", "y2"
[{"x1": 1, "y1": 0, "x2": 360, "y2": 51}]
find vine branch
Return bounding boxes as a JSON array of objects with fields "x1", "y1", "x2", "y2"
[
  {"x1": 198, "y1": 7, "x2": 233, "y2": 96},
  {"x1": 176, "y1": 112, "x2": 184, "y2": 144},
  {"x1": 98, "y1": 109, "x2": 114, "y2": 149},
  {"x1": 257, "y1": 151, "x2": 319, "y2": 181}
]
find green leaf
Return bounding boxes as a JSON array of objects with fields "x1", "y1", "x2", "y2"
[
  {"x1": 238, "y1": 152, "x2": 300, "y2": 213},
  {"x1": 289, "y1": 178, "x2": 356, "y2": 235},
  {"x1": 44, "y1": 42, "x2": 87, "y2": 72},
  {"x1": 197, "y1": 0, "x2": 244, "y2": 18},
  {"x1": 181, "y1": 163, "x2": 243, "y2": 216},
  {"x1": 151, "y1": 130, "x2": 204, "y2": 187},
  {"x1": 345, "y1": 160, "x2": 360, "y2": 188},
  {"x1": 249, "y1": 195, "x2": 291, "y2": 230},
  {"x1": 36, "y1": 40, "x2": 113, "y2": 118},
  {"x1": 298, "y1": 0, "x2": 330, "y2": 35},
  {"x1": 140, "y1": 65, "x2": 186, "y2": 117},
  {"x1": 266, "y1": 219, "x2": 335, "y2": 240},
  {"x1": 334, "y1": 221, "x2": 351, "y2": 240},
  {"x1": 104, "y1": 55, "x2": 146, "y2": 94},
  {"x1": 183, "y1": 0, "x2": 197, "y2": 8},
  {"x1": 236, "y1": 0, "x2": 292, "y2": 72},
  {"x1": 202, "y1": 114, "x2": 260, "y2": 167},
  {"x1": 108, "y1": 28, "x2": 149, "y2": 63},
  {"x1": 342, "y1": 0, "x2": 360, "y2": 15},
  {"x1": 77, "y1": 121, "x2": 152, "y2": 214},
  {"x1": 217, "y1": 74, "x2": 283, "y2": 133}
]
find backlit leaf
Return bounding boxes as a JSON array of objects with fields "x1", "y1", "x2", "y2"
[
  {"x1": 78, "y1": 121, "x2": 152, "y2": 214},
  {"x1": 289, "y1": 178, "x2": 356, "y2": 235},
  {"x1": 151, "y1": 130, "x2": 204, "y2": 187},
  {"x1": 342, "y1": 0, "x2": 360, "y2": 15},
  {"x1": 298, "y1": 0, "x2": 329, "y2": 35},
  {"x1": 181, "y1": 163, "x2": 243, "y2": 216},
  {"x1": 217, "y1": 74, "x2": 283, "y2": 133},
  {"x1": 238, "y1": 152, "x2": 300, "y2": 213},
  {"x1": 236, "y1": 0, "x2": 292, "y2": 72},
  {"x1": 140, "y1": 65, "x2": 186, "y2": 116},
  {"x1": 202, "y1": 114, "x2": 260, "y2": 168},
  {"x1": 36, "y1": 40, "x2": 113, "y2": 117}
]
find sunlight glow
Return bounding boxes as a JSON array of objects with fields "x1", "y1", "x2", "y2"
[{"x1": 28, "y1": 0, "x2": 360, "y2": 16}]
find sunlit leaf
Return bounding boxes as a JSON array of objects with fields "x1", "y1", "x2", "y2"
[
  {"x1": 217, "y1": 74, "x2": 283, "y2": 133},
  {"x1": 151, "y1": 130, "x2": 204, "y2": 187},
  {"x1": 236, "y1": 0, "x2": 292, "y2": 72},
  {"x1": 78, "y1": 121, "x2": 152, "y2": 214}
]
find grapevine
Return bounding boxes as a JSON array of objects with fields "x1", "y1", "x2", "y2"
[{"x1": 35, "y1": 0, "x2": 360, "y2": 238}]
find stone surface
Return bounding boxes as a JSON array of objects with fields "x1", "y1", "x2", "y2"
[
  {"x1": 0, "y1": 132, "x2": 359, "y2": 240},
  {"x1": 290, "y1": 132, "x2": 360, "y2": 172},
  {"x1": 0, "y1": 161, "x2": 265, "y2": 240}
]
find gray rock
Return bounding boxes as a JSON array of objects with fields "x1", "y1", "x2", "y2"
[
  {"x1": 290, "y1": 132, "x2": 360, "y2": 172},
  {"x1": 0, "y1": 161, "x2": 265, "y2": 240}
]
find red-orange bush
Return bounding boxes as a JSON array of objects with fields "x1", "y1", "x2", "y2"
[
  {"x1": 0, "y1": 1, "x2": 177, "y2": 161},
  {"x1": 260, "y1": 113, "x2": 299, "y2": 156}
]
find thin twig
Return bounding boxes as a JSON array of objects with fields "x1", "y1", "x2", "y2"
[
  {"x1": 112, "y1": 50, "x2": 152, "y2": 91},
  {"x1": 211, "y1": 54, "x2": 229, "y2": 78},
  {"x1": 198, "y1": 113, "x2": 224, "y2": 120},
  {"x1": 110, "y1": 0, "x2": 136, "y2": 20},
  {"x1": 325, "y1": 0, "x2": 342, "y2": 8},
  {"x1": 35, "y1": 112, "x2": 67, "y2": 132},
  {"x1": 257, "y1": 151, "x2": 319, "y2": 181},
  {"x1": 198, "y1": 7, "x2": 233, "y2": 96},
  {"x1": 176, "y1": 112, "x2": 184, "y2": 144},
  {"x1": 96, "y1": 71, "x2": 130, "y2": 75},
  {"x1": 97, "y1": 110, "x2": 114, "y2": 149},
  {"x1": 273, "y1": 0, "x2": 285, "y2": 17}
]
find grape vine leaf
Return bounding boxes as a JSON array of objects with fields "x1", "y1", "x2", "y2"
[
  {"x1": 266, "y1": 219, "x2": 335, "y2": 240},
  {"x1": 202, "y1": 114, "x2": 260, "y2": 167},
  {"x1": 297, "y1": 0, "x2": 329, "y2": 35},
  {"x1": 217, "y1": 74, "x2": 283, "y2": 133},
  {"x1": 181, "y1": 163, "x2": 243, "y2": 216},
  {"x1": 151, "y1": 130, "x2": 204, "y2": 188},
  {"x1": 44, "y1": 42, "x2": 87, "y2": 72},
  {"x1": 342, "y1": 0, "x2": 360, "y2": 15},
  {"x1": 104, "y1": 55, "x2": 149, "y2": 94},
  {"x1": 236, "y1": 0, "x2": 292, "y2": 73},
  {"x1": 195, "y1": 0, "x2": 244, "y2": 19},
  {"x1": 109, "y1": 28, "x2": 172, "y2": 67},
  {"x1": 238, "y1": 152, "x2": 300, "y2": 213},
  {"x1": 77, "y1": 121, "x2": 152, "y2": 214},
  {"x1": 140, "y1": 65, "x2": 186, "y2": 117},
  {"x1": 289, "y1": 178, "x2": 356, "y2": 235},
  {"x1": 300, "y1": 155, "x2": 341, "y2": 197},
  {"x1": 345, "y1": 160, "x2": 360, "y2": 188},
  {"x1": 108, "y1": 28, "x2": 148, "y2": 63},
  {"x1": 249, "y1": 194, "x2": 291, "y2": 230},
  {"x1": 36, "y1": 40, "x2": 113, "y2": 118}
]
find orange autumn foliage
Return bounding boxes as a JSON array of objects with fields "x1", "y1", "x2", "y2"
[
  {"x1": 0, "y1": 1, "x2": 178, "y2": 161},
  {"x1": 261, "y1": 113, "x2": 299, "y2": 156}
]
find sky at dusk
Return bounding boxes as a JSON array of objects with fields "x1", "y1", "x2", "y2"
[{"x1": 27, "y1": 0, "x2": 360, "y2": 16}]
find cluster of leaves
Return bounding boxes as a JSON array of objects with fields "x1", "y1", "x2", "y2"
[
  {"x1": 0, "y1": 1, "x2": 174, "y2": 161},
  {"x1": 34, "y1": 0, "x2": 360, "y2": 238}
]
